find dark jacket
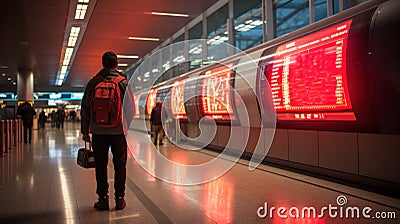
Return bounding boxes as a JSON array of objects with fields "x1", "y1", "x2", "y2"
[
  {"x1": 17, "y1": 102, "x2": 36, "y2": 127},
  {"x1": 150, "y1": 104, "x2": 163, "y2": 126},
  {"x1": 57, "y1": 109, "x2": 65, "y2": 121},
  {"x1": 81, "y1": 68, "x2": 129, "y2": 135}
]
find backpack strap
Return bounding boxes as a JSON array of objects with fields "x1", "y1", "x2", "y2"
[
  {"x1": 113, "y1": 75, "x2": 126, "y2": 84},
  {"x1": 93, "y1": 74, "x2": 125, "y2": 84},
  {"x1": 94, "y1": 74, "x2": 105, "y2": 84}
]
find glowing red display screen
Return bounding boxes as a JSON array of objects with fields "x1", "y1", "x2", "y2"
[
  {"x1": 266, "y1": 19, "x2": 356, "y2": 121},
  {"x1": 146, "y1": 88, "x2": 157, "y2": 116},
  {"x1": 134, "y1": 93, "x2": 141, "y2": 118},
  {"x1": 170, "y1": 80, "x2": 187, "y2": 119},
  {"x1": 201, "y1": 63, "x2": 235, "y2": 120}
]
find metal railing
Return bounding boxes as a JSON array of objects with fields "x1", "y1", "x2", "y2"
[{"x1": 0, "y1": 118, "x2": 23, "y2": 156}]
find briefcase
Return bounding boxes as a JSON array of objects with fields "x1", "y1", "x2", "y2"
[{"x1": 77, "y1": 141, "x2": 96, "y2": 168}]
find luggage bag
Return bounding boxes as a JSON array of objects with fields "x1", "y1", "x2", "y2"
[{"x1": 77, "y1": 141, "x2": 96, "y2": 168}]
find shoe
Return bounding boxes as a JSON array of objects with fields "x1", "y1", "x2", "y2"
[
  {"x1": 94, "y1": 196, "x2": 109, "y2": 211},
  {"x1": 115, "y1": 197, "x2": 126, "y2": 210}
]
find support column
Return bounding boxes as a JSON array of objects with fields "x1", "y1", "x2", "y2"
[
  {"x1": 265, "y1": 0, "x2": 275, "y2": 41},
  {"x1": 17, "y1": 69, "x2": 34, "y2": 102}
]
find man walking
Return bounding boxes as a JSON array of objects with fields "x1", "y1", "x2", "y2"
[
  {"x1": 81, "y1": 51, "x2": 130, "y2": 211},
  {"x1": 17, "y1": 101, "x2": 36, "y2": 144},
  {"x1": 150, "y1": 101, "x2": 164, "y2": 146}
]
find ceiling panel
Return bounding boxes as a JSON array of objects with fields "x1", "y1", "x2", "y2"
[{"x1": 0, "y1": 0, "x2": 219, "y2": 91}]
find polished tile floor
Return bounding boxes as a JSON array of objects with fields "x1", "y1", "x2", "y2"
[{"x1": 0, "y1": 122, "x2": 399, "y2": 224}]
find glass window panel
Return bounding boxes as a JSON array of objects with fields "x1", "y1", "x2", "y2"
[
  {"x1": 234, "y1": 0, "x2": 261, "y2": 20},
  {"x1": 344, "y1": 0, "x2": 369, "y2": 9},
  {"x1": 150, "y1": 54, "x2": 159, "y2": 84},
  {"x1": 189, "y1": 22, "x2": 203, "y2": 40},
  {"x1": 188, "y1": 23, "x2": 204, "y2": 71},
  {"x1": 207, "y1": 5, "x2": 229, "y2": 63},
  {"x1": 275, "y1": 0, "x2": 310, "y2": 37},
  {"x1": 207, "y1": 32, "x2": 229, "y2": 62},
  {"x1": 161, "y1": 45, "x2": 171, "y2": 75},
  {"x1": 314, "y1": 0, "x2": 327, "y2": 22},
  {"x1": 189, "y1": 39, "x2": 202, "y2": 71},
  {"x1": 207, "y1": 4, "x2": 228, "y2": 37},
  {"x1": 235, "y1": 10, "x2": 263, "y2": 51},
  {"x1": 234, "y1": 0, "x2": 262, "y2": 51},
  {"x1": 172, "y1": 35, "x2": 185, "y2": 77},
  {"x1": 173, "y1": 34, "x2": 184, "y2": 43},
  {"x1": 333, "y1": 0, "x2": 339, "y2": 14}
]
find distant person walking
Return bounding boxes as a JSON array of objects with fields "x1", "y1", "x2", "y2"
[
  {"x1": 57, "y1": 107, "x2": 65, "y2": 128},
  {"x1": 17, "y1": 101, "x2": 36, "y2": 144},
  {"x1": 38, "y1": 110, "x2": 46, "y2": 129},
  {"x1": 69, "y1": 110, "x2": 77, "y2": 122},
  {"x1": 150, "y1": 101, "x2": 165, "y2": 146},
  {"x1": 50, "y1": 110, "x2": 56, "y2": 127}
]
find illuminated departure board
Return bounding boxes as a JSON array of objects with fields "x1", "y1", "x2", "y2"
[
  {"x1": 201, "y1": 63, "x2": 235, "y2": 120},
  {"x1": 170, "y1": 80, "x2": 187, "y2": 118},
  {"x1": 266, "y1": 19, "x2": 356, "y2": 121},
  {"x1": 146, "y1": 88, "x2": 158, "y2": 116}
]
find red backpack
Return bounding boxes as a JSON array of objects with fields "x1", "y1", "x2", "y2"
[{"x1": 91, "y1": 75, "x2": 126, "y2": 128}]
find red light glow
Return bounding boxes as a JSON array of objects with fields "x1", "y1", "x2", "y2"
[
  {"x1": 201, "y1": 63, "x2": 235, "y2": 120},
  {"x1": 146, "y1": 88, "x2": 158, "y2": 116},
  {"x1": 266, "y1": 20, "x2": 355, "y2": 121},
  {"x1": 134, "y1": 93, "x2": 141, "y2": 118},
  {"x1": 170, "y1": 80, "x2": 187, "y2": 119}
]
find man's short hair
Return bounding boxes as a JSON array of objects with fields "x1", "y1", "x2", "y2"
[{"x1": 102, "y1": 51, "x2": 118, "y2": 68}]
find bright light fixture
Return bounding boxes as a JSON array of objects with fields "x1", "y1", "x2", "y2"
[
  {"x1": 151, "y1": 12, "x2": 188, "y2": 17},
  {"x1": 118, "y1": 63, "x2": 128, "y2": 67},
  {"x1": 75, "y1": 4, "x2": 88, "y2": 20},
  {"x1": 128, "y1": 36, "x2": 160, "y2": 41},
  {"x1": 63, "y1": 58, "x2": 70, "y2": 66},
  {"x1": 117, "y1": 55, "x2": 139, "y2": 59},
  {"x1": 61, "y1": 65, "x2": 68, "y2": 73},
  {"x1": 78, "y1": 0, "x2": 89, "y2": 3},
  {"x1": 68, "y1": 26, "x2": 80, "y2": 46}
]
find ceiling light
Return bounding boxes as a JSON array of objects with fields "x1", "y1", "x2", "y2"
[
  {"x1": 13, "y1": 82, "x2": 16, "y2": 85},
  {"x1": 128, "y1": 36, "x2": 160, "y2": 41},
  {"x1": 151, "y1": 12, "x2": 188, "y2": 17},
  {"x1": 66, "y1": 47, "x2": 74, "y2": 55},
  {"x1": 63, "y1": 58, "x2": 71, "y2": 66},
  {"x1": 68, "y1": 27, "x2": 80, "y2": 47},
  {"x1": 1, "y1": 73, "x2": 5, "y2": 76},
  {"x1": 118, "y1": 63, "x2": 128, "y2": 67},
  {"x1": 0, "y1": 65, "x2": 8, "y2": 69},
  {"x1": 7, "y1": 78, "x2": 11, "y2": 81},
  {"x1": 61, "y1": 65, "x2": 68, "y2": 73},
  {"x1": 75, "y1": 4, "x2": 88, "y2": 20},
  {"x1": 117, "y1": 55, "x2": 139, "y2": 59},
  {"x1": 78, "y1": 0, "x2": 89, "y2": 3}
]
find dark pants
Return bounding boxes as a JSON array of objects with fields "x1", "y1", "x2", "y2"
[
  {"x1": 152, "y1": 125, "x2": 164, "y2": 145},
  {"x1": 23, "y1": 125, "x2": 33, "y2": 143},
  {"x1": 92, "y1": 134, "x2": 127, "y2": 198}
]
